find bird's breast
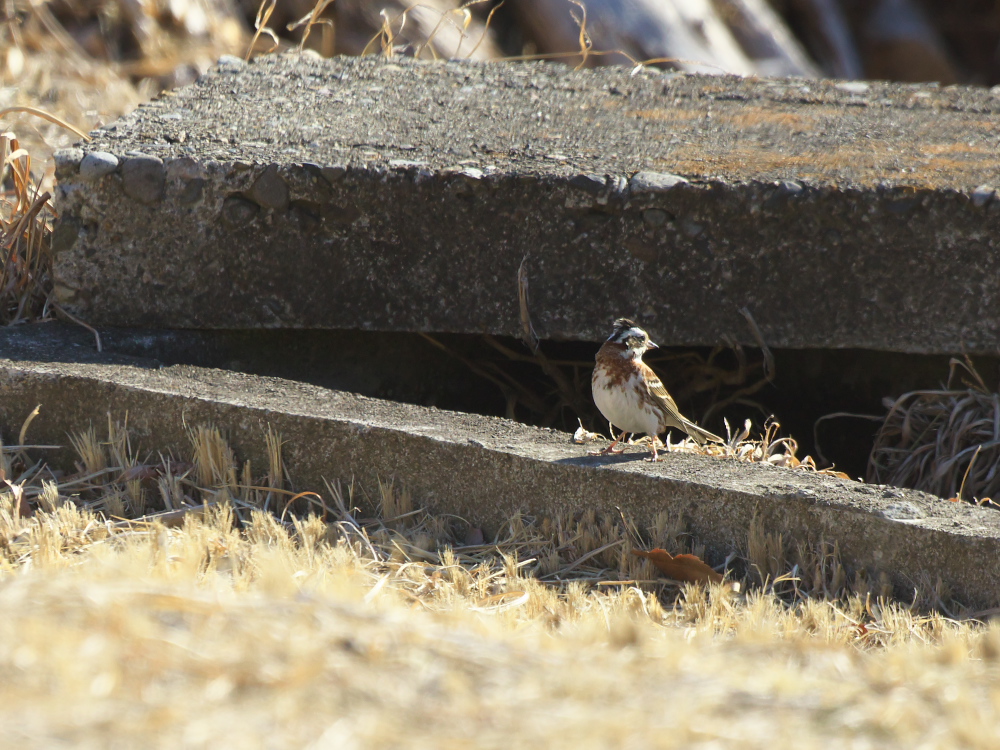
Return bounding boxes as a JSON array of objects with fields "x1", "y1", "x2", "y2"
[{"x1": 592, "y1": 365, "x2": 662, "y2": 436}]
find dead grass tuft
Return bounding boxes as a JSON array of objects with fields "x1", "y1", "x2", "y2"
[
  {"x1": 870, "y1": 356, "x2": 1000, "y2": 502},
  {"x1": 0, "y1": 406, "x2": 963, "y2": 616},
  {"x1": 0, "y1": 131, "x2": 53, "y2": 324},
  {"x1": 574, "y1": 414, "x2": 848, "y2": 482},
  {"x1": 0, "y1": 407, "x2": 994, "y2": 744}
]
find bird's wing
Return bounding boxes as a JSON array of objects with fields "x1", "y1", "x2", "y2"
[
  {"x1": 639, "y1": 363, "x2": 685, "y2": 423},
  {"x1": 641, "y1": 362, "x2": 724, "y2": 443}
]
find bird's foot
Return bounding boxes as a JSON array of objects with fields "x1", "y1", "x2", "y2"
[
  {"x1": 589, "y1": 431, "x2": 629, "y2": 456},
  {"x1": 642, "y1": 437, "x2": 668, "y2": 461}
]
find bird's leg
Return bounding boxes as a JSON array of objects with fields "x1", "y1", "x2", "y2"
[
  {"x1": 645, "y1": 434, "x2": 665, "y2": 462},
  {"x1": 590, "y1": 430, "x2": 629, "y2": 456},
  {"x1": 603, "y1": 431, "x2": 629, "y2": 454}
]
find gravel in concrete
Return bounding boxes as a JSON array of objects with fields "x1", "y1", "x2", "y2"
[{"x1": 52, "y1": 54, "x2": 1000, "y2": 353}]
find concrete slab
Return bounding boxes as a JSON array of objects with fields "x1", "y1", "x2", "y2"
[
  {"x1": 2, "y1": 323, "x2": 999, "y2": 607},
  {"x1": 52, "y1": 54, "x2": 1000, "y2": 354}
]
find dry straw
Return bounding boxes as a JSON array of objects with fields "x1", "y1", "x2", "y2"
[
  {"x1": 0, "y1": 406, "x2": 956, "y2": 619},
  {"x1": 0, "y1": 131, "x2": 52, "y2": 325},
  {"x1": 0, "y1": 112, "x2": 106, "y2": 346},
  {"x1": 2, "y1": 408, "x2": 998, "y2": 747},
  {"x1": 0, "y1": 488, "x2": 991, "y2": 747},
  {"x1": 870, "y1": 357, "x2": 1000, "y2": 503}
]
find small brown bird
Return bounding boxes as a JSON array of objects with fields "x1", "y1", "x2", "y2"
[{"x1": 591, "y1": 318, "x2": 723, "y2": 461}]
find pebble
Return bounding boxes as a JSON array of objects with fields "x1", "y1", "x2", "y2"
[
  {"x1": 778, "y1": 179, "x2": 804, "y2": 196},
  {"x1": 569, "y1": 173, "x2": 606, "y2": 195},
  {"x1": 221, "y1": 196, "x2": 259, "y2": 228},
  {"x1": 642, "y1": 208, "x2": 668, "y2": 227},
  {"x1": 321, "y1": 165, "x2": 347, "y2": 183},
  {"x1": 251, "y1": 164, "x2": 289, "y2": 210},
  {"x1": 53, "y1": 148, "x2": 84, "y2": 177},
  {"x1": 165, "y1": 157, "x2": 206, "y2": 181},
  {"x1": 882, "y1": 501, "x2": 924, "y2": 521},
  {"x1": 122, "y1": 154, "x2": 165, "y2": 204},
  {"x1": 680, "y1": 219, "x2": 703, "y2": 237},
  {"x1": 217, "y1": 54, "x2": 245, "y2": 72},
  {"x1": 630, "y1": 171, "x2": 688, "y2": 194},
  {"x1": 79, "y1": 151, "x2": 119, "y2": 181},
  {"x1": 835, "y1": 81, "x2": 870, "y2": 94},
  {"x1": 388, "y1": 160, "x2": 428, "y2": 169}
]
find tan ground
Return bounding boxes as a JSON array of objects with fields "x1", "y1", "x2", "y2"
[
  {"x1": 0, "y1": 421, "x2": 993, "y2": 748},
  {"x1": 2, "y1": 501, "x2": 999, "y2": 748}
]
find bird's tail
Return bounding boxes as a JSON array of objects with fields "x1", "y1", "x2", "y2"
[{"x1": 682, "y1": 420, "x2": 724, "y2": 445}]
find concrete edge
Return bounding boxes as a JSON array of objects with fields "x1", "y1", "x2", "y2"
[{"x1": 0, "y1": 327, "x2": 997, "y2": 607}]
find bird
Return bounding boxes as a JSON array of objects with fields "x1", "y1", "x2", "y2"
[{"x1": 591, "y1": 318, "x2": 723, "y2": 461}]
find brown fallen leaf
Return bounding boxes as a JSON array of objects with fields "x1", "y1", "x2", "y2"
[
  {"x1": 632, "y1": 548, "x2": 724, "y2": 585},
  {"x1": 816, "y1": 468, "x2": 853, "y2": 480}
]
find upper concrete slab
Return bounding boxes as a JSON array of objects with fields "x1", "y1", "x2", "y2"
[{"x1": 53, "y1": 54, "x2": 1000, "y2": 352}]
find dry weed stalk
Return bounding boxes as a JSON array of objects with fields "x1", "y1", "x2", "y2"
[
  {"x1": 426, "y1": 262, "x2": 775, "y2": 434},
  {"x1": 0, "y1": 130, "x2": 52, "y2": 324},
  {"x1": 0, "y1": 110, "x2": 106, "y2": 342},
  {"x1": 5, "y1": 0, "x2": 245, "y2": 125},
  {"x1": 361, "y1": 0, "x2": 501, "y2": 62},
  {"x1": 869, "y1": 357, "x2": 1000, "y2": 502},
  {"x1": 568, "y1": 0, "x2": 592, "y2": 68},
  {"x1": 246, "y1": 0, "x2": 281, "y2": 60},
  {"x1": 0, "y1": 412, "x2": 311, "y2": 530},
  {"x1": 580, "y1": 415, "x2": 833, "y2": 477},
  {"x1": 287, "y1": 0, "x2": 338, "y2": 52}
]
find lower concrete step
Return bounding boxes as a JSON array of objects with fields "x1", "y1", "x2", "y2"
[{"x1": 1, "y1": 324, "x2": 997, "y2": 607}]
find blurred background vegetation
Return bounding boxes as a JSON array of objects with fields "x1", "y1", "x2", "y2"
[{"x1": 3, "y1": 0, "x2": 1000, "y2": 176}]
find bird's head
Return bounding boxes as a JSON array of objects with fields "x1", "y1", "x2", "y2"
[{"x1": 607, "y1": 318, "x2": 658, "y2": 357}]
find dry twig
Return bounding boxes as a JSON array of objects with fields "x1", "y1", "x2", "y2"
[{"x1": 869, "y1": 356, "x2": 1000, "y2": 501}]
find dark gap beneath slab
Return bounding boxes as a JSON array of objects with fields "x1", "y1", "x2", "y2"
[{"x1": 91, "y1": 327, "x2": 996, "y2": 483}]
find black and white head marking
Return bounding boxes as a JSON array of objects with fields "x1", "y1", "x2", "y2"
[{"x1": 607, "y1": 318, "x2": 658, "y2": 355}]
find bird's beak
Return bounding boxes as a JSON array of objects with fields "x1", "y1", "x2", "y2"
[{"x1": 647, "y1": 340, "x2": 659, "y2": 349}]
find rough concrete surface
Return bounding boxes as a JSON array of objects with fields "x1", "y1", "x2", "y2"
[
  {"x1": 53, "y1": 54, "x2": 1000, "y2": 354},
  {"x1": 2, "y1": 323, "x2": 999, "y2": 607}
]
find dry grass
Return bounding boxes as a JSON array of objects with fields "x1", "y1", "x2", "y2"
[
  {"x1": 871, "y1": 357, "x2": 1000, "y2": 503},
  {"x1": 0, "y1": 131, "x2": 53, "y2": 324},
  {"x1": 7, "y1": 514, "x2": 1000, "y2": 749},
  {"x1": 0, "y1": 0, "x2": 245, "y2": 185},
  {"x1": 0, "y1": 412, "x2": 996, "y2": 745},
  {"x1": 573, "y1": 414, "x2": 849, "y2": 482},
  {"x1": 1, "y1": 125, "x2": 107, "y2": 344}
]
